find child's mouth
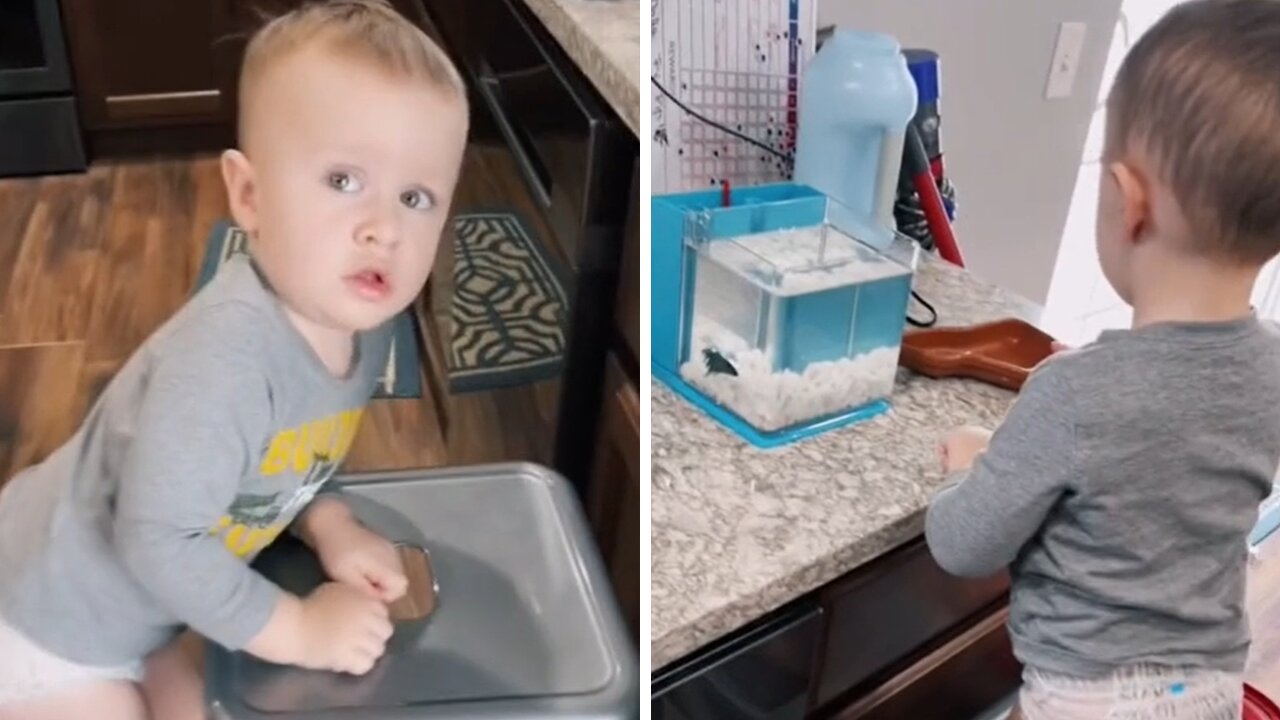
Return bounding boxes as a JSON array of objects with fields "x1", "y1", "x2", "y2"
[{"x1": 345, "y1": 268, "x2": 392, "y2": 301}]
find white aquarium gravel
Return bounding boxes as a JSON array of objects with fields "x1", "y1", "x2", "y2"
[{"x1": 679, "y1": 316, "x2": 899, "y2": 432}]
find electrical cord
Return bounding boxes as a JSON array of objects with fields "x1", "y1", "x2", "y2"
[
  {"x1": 651, "y1": 77, "x2": 792, "y2": 164},
  {"x1": 652, "y1": 77, "x2": 937, "y2": 329},
  {"x1": 908, "y1": 290, "x2": 938, "y2": 328}
]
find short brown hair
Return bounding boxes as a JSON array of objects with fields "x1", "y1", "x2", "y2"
[
  {"x1": 238, "y1": 0, "x2": 466, "y2": 143},
  {"x1": 1106, "y1": 0, "x2": 1280, "y2": 264}
]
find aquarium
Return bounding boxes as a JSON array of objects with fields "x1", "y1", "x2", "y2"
[{"x1": 678, "y1": 200, "x2": 918, "y2": 434}]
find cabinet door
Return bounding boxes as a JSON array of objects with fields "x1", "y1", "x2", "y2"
[
  {"x1": 58, "y1": 0, "x2": 237, "y2": 129},
  {"x1": 587, "y1": 352, "x2": 640, "y2": 639}
]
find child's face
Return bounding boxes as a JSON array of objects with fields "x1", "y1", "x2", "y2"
[{"x1": 223, "y1": 45, "x2": 469, "y2": 333}]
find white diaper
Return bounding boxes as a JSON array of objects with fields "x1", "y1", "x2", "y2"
[
  {"x1": 0, "y1": 612, "x2": 143, "y2": 707},
  {"x1": 1017, "y1": 664, "x2": 1244, "y2": 720}
]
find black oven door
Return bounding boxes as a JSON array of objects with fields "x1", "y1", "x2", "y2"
[
  {"x1": 0, "y1": 0, "x2": 73, "y2": 97},
  {"x1": 653, "y1": 602, "x2": 824, "y2": 720}
]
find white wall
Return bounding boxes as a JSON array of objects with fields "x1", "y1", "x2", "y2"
[{"x1": 819, "y1": 0, "x2": 1122, "y2": 304}]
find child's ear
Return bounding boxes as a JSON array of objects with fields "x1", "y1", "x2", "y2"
[
  {"x1": 1108, "y1": 160, "x2": 1149, "y2": 244},
  {"x1": 221, "y1": 149, "x2": 259, "y2": 234}
]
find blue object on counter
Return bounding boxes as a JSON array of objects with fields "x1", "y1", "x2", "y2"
[
  {"x1": 903, "y1": 49, "x2": 940, "y2": 106},
  {"x1": 652, "y1": 182, "x2": 828, "y2": 375},
  {"x1": 1249, "y1": 483, "x2": 1280, "y2": 546},
  {"x1": 652, "y1": 182, "x2": 917, "y2": 449},
  {"x1": 793, "y1": 28, "x2": 917, "y2": 250},
  {"x1": 652, "y1": 362, "x2": 890, "y2": 450}
]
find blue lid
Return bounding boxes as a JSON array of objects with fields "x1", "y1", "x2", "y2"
[{"x1": 903, "y1": 48, "x2": 940, "y2": 104}]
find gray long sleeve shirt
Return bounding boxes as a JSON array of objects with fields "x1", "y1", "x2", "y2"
[
  {"x1": 925, "y1": 315, "x2": 1280, "y2": 677},
  {"x1": 0, "y1": 253, "x2": 391, "y2": 666}
]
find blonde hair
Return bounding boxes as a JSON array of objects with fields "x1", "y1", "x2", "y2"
[
  {"x1": 237, "y1": 0, "x2": 467, "y2": 144},
  {"x1": 1106, "y1": 0, "x2": 1280, "y2": 264}
]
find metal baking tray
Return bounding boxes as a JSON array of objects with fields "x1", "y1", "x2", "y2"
[{"x1": 206, "y1": 463, "x2": 637, "y2": 719}]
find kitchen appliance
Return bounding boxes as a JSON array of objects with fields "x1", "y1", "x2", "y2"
[
  {"x1": 652, "y1": 182, "x2": 920, "y2": 448},
  {"x1": 895, "y1": 48, "x2": 965, "y2": 266},
  {"x1": 651, "y1": 601, "x2": 823, "y2": 720},
  {"x1": 206, "y1": 464, "x2": 638, "y2": 719},
  {"x1": 901, "y1": 122, "x2": 964, "y2": 267},
  {"x1": 0, "y1": 0, "x2": 86, "y2": 176}
]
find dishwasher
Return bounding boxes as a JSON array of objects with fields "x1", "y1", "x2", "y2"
[{"x1": 651, "y1": 602, "x2": 824, "y2": 720}]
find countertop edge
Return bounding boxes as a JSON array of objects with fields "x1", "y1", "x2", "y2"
[
  {"x1": 520, "y1": 0, "x2": 641, "y2": 136},
  {"x1": 653, "y1": 509, "x2": 928, "y2": 670}
]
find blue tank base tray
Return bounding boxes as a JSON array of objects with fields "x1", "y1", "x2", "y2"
[{"x1": 654, "y1": 363, "x2": 889, "y2": 450}]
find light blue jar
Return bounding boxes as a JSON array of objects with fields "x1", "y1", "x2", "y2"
[{"x1": 793, "y1": 28, "x2": 917, "y2": 249}]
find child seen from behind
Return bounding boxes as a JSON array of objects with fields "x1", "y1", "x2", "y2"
[{"x1": 926, "y1": 1, "x2": 1280, "y2": 717}]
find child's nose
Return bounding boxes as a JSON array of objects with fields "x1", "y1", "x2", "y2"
[{"x1": 355, "y1": 211, "x2": 400, "y2": 248}]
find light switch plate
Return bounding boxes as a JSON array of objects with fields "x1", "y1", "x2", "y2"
[{"x1": 1046, "y1": 21, "x2": 1088, "y2": 99}]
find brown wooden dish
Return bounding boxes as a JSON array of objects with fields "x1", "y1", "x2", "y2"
[{"x1": 899, "y1": 318, "x2": 1056, "y2": 391}]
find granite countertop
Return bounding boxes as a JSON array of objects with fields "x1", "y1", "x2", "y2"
[
  {"x1": 521, "y1": 0, "x2": 640, "y2": 136},
  {"x1": 651, "y1": 257, "x2": 1044, "y2": 669}
]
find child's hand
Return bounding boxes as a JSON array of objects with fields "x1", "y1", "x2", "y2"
[
  {"x1": 316, "y1": 520, "x2": 409, "y2": 604},
  {"x1": 940, "y1": 426, "x2": 993, "y2": 473},
  {"x1": 297, "y1": 581, "x2": 393, "y2": 675}
]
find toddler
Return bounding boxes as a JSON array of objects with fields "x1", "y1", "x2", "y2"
[
  {"x1": 925, "y1": 1, "x2": 1280, "y2": 718},
  {"x1": 0, "y1": 2, "x2": 469, "y2": 718}
]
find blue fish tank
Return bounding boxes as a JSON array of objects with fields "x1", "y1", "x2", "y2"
[
  {"x1": 652, "y1": 183, "x2": 920, "y2": 448},
  {"x1": 653, "y1": 26, "x2": 922, "y2": 447}
]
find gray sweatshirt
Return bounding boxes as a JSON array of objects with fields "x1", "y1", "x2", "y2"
[
  {"x1": 0, "y1": 253, "x2": 391, "y2": 666},
  {"x1": 925, "y1": 316, "x2": 1280, "y2": 677}
]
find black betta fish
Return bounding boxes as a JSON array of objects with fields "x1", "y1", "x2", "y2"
[{"x1": 702, "y1": 348, "x2": 738, "y2": 376}]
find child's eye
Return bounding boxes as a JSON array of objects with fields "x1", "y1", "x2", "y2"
[
  {"x1": 328, "y1": 171, "x2": 362, "y2": 193},
  {"x1": 400, "y1": 188, "x2": 435, "y2": 211}
]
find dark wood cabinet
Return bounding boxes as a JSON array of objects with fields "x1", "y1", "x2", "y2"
[
  {"x1": 586, "y1": 162, "x2": 639, "y2": 642},
  {"x1": 57, "y1": 0, "x2": 238, "y2": 131},
  {"x1": 587, "y1": 351, "x2": 640, "y2": 640},
  {"x1": 55, "y1": 0, "x2": 422, "y2": 156}
]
